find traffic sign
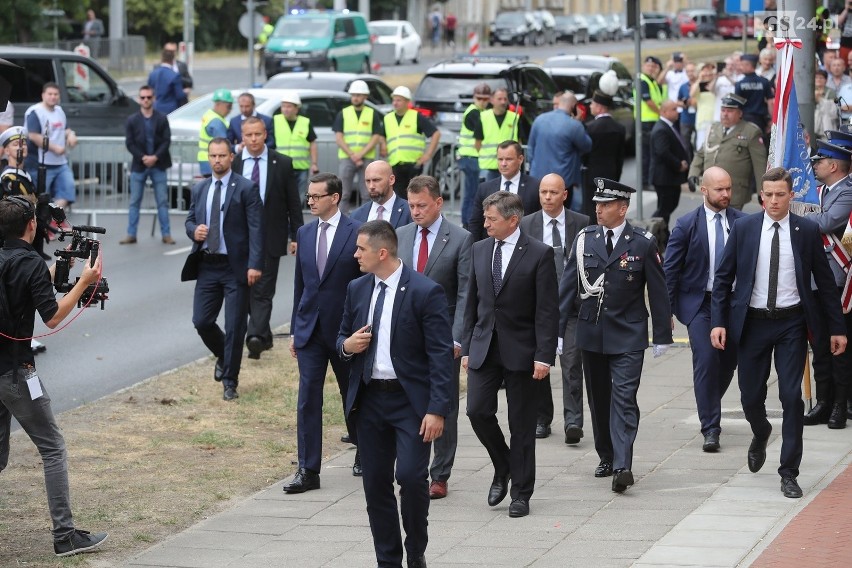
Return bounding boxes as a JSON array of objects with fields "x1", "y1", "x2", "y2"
[
  {"x1": 238, "y1": 12, "x2": 264, "y2": 39},
  {"x1": 725, "y1": 0, "x2": 764, "y2": 15}
]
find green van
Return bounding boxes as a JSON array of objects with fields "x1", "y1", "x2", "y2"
[{"x1": 264, "y1": 11, "x2": 372, "y2": 77}]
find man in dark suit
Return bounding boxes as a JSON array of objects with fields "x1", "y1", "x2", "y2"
[
  {"x1": 582, "y1": 90, "x2": 626, "y2": 219},
  {"x1": 350, "y1": 160, "x2": 412, "y2": 228},
  {"x1": 227, "y1": 93, "x2": 274, "y2": 153},
  {"x1": 397, "y1": 174, "x2": 472, "y2": 500},
  {"x1": 285, "y1": 173, "x2": 363, "y2": 493},
  {"x1": 147, "y1": 49, "x2": 187, "y2": 115},
  {"x1": 663, "y1": 166, "x2": 746, "y2": 452},
  {"x1": 231, "y1": 117, "x2": 303, "y2": 360},
  {"x1": 559, "y1": 178, "x2": 672, "y2": 493},
  {"x1": 650, "y1": 100, "x2": 692, "y2": 231},
  {"x1": 122, "y1": 85, "x2": 174, "y2": 245},
  {"x1": 468, "y1": 141, "x2": 541, "y2": 241},
  {"x1": 520, "y1": 173, "x2": 589, "y2": 444},
  {"x1": 711, "y1": 167, "x2": 847, "y2": 499},
  {"x1": 462, "y1": 191, "x2": 558, "y2": 518},
  {"x1": 163, "y1": 41, "x2": 194, "y2": 96},
  {"x1": 183, "y1": 137, "x2": 264, "y2": 401},
  {"x1": 338, "y1": 220, "x2": 453, "y2": 568}
]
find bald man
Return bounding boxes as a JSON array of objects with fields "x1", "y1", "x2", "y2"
[
  {"x1": 663, "y1": 166, "x2": 745, "y2": 451},
  {"x1": 650, "y1": 99, "x2": 692, "y2": 233},
  {"x1": 350, "y1": 160, "x2": 412, "y2": 228},
  {"x1": 520, "y1": 173, "x2": 590, "y2": 442}
]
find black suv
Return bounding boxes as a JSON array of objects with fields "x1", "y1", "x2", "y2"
[{"x1": 489, "y1": 11, "x2": 537, "y2": 46}]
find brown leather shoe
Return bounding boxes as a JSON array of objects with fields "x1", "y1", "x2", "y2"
[
  {"x1": 119, "y1": 236, "x2": 137, "y2": 245},
  {"x1": 429, "y1": 480, "x2": 448, "y2": 499},
  {"x1": 162, "y1": 236, "x2": 176, "y2": 244}
]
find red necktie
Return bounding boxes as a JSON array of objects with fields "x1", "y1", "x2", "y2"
[{"x1": 416, "y1": 228, "x2": 429, "y2": 273}]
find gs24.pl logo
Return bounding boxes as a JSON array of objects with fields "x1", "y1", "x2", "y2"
[{"x1": 756, "y1": 10, "x2": 833, "y2": 37}]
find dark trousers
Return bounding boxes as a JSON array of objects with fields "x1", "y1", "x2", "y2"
[
  {"x1": 680, "y1": 122, "x2": 696, "y2": 156},
  {"x1": 466, "y1": 337, "x2": 538, "y2": 501},
  {"x1": 192, "y1": 259, "x2": 249, "y2": 388},
  {"x1": 430, "y1": 357, "x2": 460, "y2": 482},
  {"x1": 295, "y1": 324, "x2": 355, "y2": 472},
  {"x1": 738, "y1": 314, "x2": 807, "y2": 478},
  {"x1": 687, "y1": 296, "x2": 738, "y2": 435},
  {"x1": 392, "y1": 162, "x2": 423, "y2": 201},
  {"x1": 582, "y1": 350, "x2": 644, "y2": 471},
  {"x1": 809, "y1": 289, "x2": 852, "y2": 405},
  {"x1": 357, "y1": 384, "x2": 431, "y2": 568},
  {"x1": 246, "y1": 252, "x2": 281, "y2": 347},
  {"x1": 653, "y1": 184, "x2": 681, "y2": 226},
  {"x1": 537, "y1": 316, "x2": 584, "y2": 430},
  {"x1": 640, "y1": 121, "x2": 655, "y2": 186}
]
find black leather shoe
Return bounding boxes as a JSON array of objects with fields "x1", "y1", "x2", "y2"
[
  {"x1": 535, "y1": 423, "x2": 551, "y2": 439},
  {"x1": 803, "y1": 401, "x2": 831, "y2": 425},
  {"x1": 487, "y1": 473, "x2": 510, "y2": 506},
  {"x1": 747, "y1": 428, "x2": 771, "y2": 473},
  {"x1": 214, "y1": 358, "x2": 224, "y2": 382},
  {"x1": 223, "y1": 386, "x2": 239, "y2": 401},
  {"x1": 828, "y1": 402, "x2": 847, "y2": 429},
  {"x1": 246, "y1": 336, "x2": 264, "y2": 360},
  {"x1": 702, "y1": 431, "x2": 720, "y2": 452},
  {"x1": 594, "y1": 460, "x2": 613, "y2": 478},
  {"x1": 283, "y1": 468, "x2": 320, "y2": 493},
  {"x1": 564, "y1": 425, "x2": 583, "y2": 445},
  {"x1": 407, "y1": 555, "x2": 427, "y2": 568},
  {"x1": 847, "y1": 400, "x2": 852, "y2": 420},
  {"x1": 780, "y1": 476, "x2": 802, "y2": 498},
  {"x1": 508, "y1": 498, "x2": 529, "y2": 518},
  {"x1": 612, "y1": 469, "x2": 634, "y2": 493},
  {"x1": 352, "y1": 449, "x2": 363, "y2": 477},
  {"x1": 341, "y1": 434, "x2": 352, "y2": 444}
]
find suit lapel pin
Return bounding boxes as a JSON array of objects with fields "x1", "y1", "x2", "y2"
[
  {"x1": 400, "y1": 286, "x2": 406, "y2": 292},
  {"x1": 794, "y1": 226, "x2": 799, "y2": 231},
  {"x1": 442, "y1": 238, "x2": 448, "y2": 243},
  {"x1": 625, "y1": 235, "x2": 630, "y2": 240},
  {"x1": 595, "y1": 233, "x2": 600, "y2": 239}
]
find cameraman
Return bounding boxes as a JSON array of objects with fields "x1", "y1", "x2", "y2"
[{"x1": 0, "y1": 196, "x2": 108, "y2": 557}]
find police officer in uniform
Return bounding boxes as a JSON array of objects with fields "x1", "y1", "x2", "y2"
[
  {"x1": 735, "y1": 54, "x2": 774, "y2": 136},
  {"x1": 559, "y1": 178, "x2": 673, "y2": 493},
  {"x1": 198, "y1": 89, "x2": 232, "y2": 177},
  {"x1": 689, "y1": 94, "x2": 767, "y2": 210},
  {"x1": 634, "y1": 56, "x2": 665, "y2": 188},
  {"x1": 274, "y1": 91, "x2": 319, "y2": 195}
]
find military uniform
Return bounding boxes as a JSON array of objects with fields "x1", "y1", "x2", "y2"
[{"x1": 559, "y1": 178, "x2": 672, "y2": 493}]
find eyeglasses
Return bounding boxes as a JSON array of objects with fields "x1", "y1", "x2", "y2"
[
  {"x1": 139, "y1": 95, "x2": 153, "y2": 100},
  {"x1": 305, "y1": 192, "x2": 332, "y2": 202}
]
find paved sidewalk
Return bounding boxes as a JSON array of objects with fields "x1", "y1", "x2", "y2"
[{"x1": 126, "y1": 347, "x2": 852, "y2": 567}]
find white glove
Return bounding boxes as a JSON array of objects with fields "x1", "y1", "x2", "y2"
[
  {"x1": 556, "y1": 337, "x2": 564, "y2": 356},
  {"x1": 652, "y1": 344, "x2": 672, "y2": 358}
]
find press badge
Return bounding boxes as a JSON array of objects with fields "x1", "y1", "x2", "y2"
[{"x1": 27, "y1": 375, "x2": 44, "y2": 400}]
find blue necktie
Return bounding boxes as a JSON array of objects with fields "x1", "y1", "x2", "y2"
[
  {"x1": 713, "y1": 213, "x2": 725, "y2": 271},
  {"x1": 362, "y1": 281, "x2": 387, "y2": 384}
]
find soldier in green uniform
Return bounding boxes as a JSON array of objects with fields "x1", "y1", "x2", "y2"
[{"x1": 688, "y1": 94, "x2": 767, "y2": 210}]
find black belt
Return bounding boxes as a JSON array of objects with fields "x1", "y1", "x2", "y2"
[
  {"x1": 367, "y1": 379, "x2": 403, "y2": 392},
  {"x1": 747, "y1": 305, "x2": 804, "y2": 320},
  {"x1": 201, "y1": 252, "x2": 229, "y2": 264}
]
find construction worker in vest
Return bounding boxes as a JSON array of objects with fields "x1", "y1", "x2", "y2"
[
  {"x1": 635, "y1": 56, "x2": 665, "y2": 189},
  {"x1": 474, "y1": 87, "x2": 519, "y2": 181},
  {"x1": 257, "y1": 16, "x2": 275, "y2": 75},
  {"x1": 273, "y1": 91, "x2": 318, "y2": 194},
  {"x1": 198, "y1": 88, "x2": 232, "y2": 177},
  {"x1": 383, "y1": 85, "x2": 440, "y2": 200},
  {"x1": 333, "y1": 80, "x2": 383, "y2": 214},
  {"x1": 458, "y1": 82, "x2": 492, "y2": 229}
]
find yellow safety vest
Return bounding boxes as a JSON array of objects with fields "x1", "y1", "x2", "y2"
[
  {"x1": 338, "y1": 106, "x2": 377, "y2": 160},
  {"x1": 457, "y1": 104, "x2": 479, "y2": 158},
  {"x1": 259, "y1": 23, "x2": 274, "y2": 45},
  {"x1": 478, "y1": 109, "x2": 518, "y2": 170},
  {"x1": 634, "y1": 74, "x2": 664, "y2": 123},
  {"x1": 197, "y1": 109, "x2": 227, "y2": 162},
  {"x1": 384, "y1": 110, "x2": 425, "y2": 166},
  {"x1": 274, "y1": 115, "x2": 311, "y2": 170}
]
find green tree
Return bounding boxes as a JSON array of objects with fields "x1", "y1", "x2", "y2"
[{"x1": 0, "y1": 0, "x2": 86, "y2": 44}]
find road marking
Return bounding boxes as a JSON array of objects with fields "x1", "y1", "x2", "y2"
[{"x1": 165, "y1": 246, "x2": 193, "y2": 256}]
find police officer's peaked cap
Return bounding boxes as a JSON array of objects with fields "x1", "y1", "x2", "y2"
[
  {"x1": 0, "y1": 126, "x2": 25, "y2": 147},
  {"x1": 720, "y1": 93, "x2": 747, "y2": 109},
  {"x1": 644, "y1": 56, "x2": 662, "y2": 68},
  {"x1": 212, "y1": 88, "x2": 234, "y2": 104},
  {"x1": 826, "y1": 129, "x2": 852, "y2": 149},
  {"x1": 811, "y1": 140, "x2": 852, "y2": 162},
  {"x1": 741, "y1": 54, "x2": 759, "y2": 65},
  {"x1": 592, "y1": 178, "x2": 636, "y2": 202}
]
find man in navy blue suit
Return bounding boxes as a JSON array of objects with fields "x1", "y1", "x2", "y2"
[
  {"x1": 182, "y1": 137, "x2": 264, "y2": 401},
  {"x1": 284, "y1": 173, "x2": 363, "y2": 493},
  {"x1": 227, "y1": 93, "x2": 274, "y2": 153},
  {"x1": 711, "y1": 167, "x2": 847, "y2": 499},
  {"x1": 664, "y1": 166, "x2": 746, "y2": 452},
  {"x1": 338, "y1": 220, "x2": 452, "y2": 568},
  {"x1": 350, "y1": 160, "x2": 412, "y2": 228}
]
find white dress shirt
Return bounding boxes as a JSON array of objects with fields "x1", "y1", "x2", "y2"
[
  {"x1": 602, "y1": 220, "x2": 627, "y2": 249},
  {"x1": 705, "y1": 206, "x2": 730, "y2": 292},
  {"x1": 541, "y1": 209, "x2": 566, "y2": 248},
  {"x1": 369, "y1": 260, "x2": 404, "y2": 380},
  {"x1": 413, "y1": 215, "x2": 443, "y2": 268},
  {"x1": 204, "y1": 171, "x2": 231, "y2": 254},
  {"x1": 367, "y1": 193, "x2": 397, "y2": 221},
  {"x1": 492, "y1": 227, "x2": 521, "y2": 279},
  {"x1": 750, "y1": 213, "x2": 799, "y2": 309},
  {"x1": 499, "y1": 171, "x2": 522, "y2": 194},
  {"x1": 315, "y1": 209, "x2": 342, "y2": 261},
  {"x1": 240, "y1": 147, "x2": 268, "y2": 203}
]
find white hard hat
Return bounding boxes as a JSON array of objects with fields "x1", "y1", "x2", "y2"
[
  {"x1": 391, "y1": 86, "x2": 412, "y2": 100},
  {"x1": 348, "y1": 80, "x2": 370, "y2": 95},
  {"x1": 280, "y1": 91, "x2": 301, "y2": 106}
]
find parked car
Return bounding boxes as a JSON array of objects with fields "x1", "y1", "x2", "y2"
[
  {"x1": 489, "y1": 11, "x2": 536, "y2": 46},
  {"x1": 676, "y1": 9, "x2": 716, "y2": 38},
  {"x1": 264, "y1": 72, "x2": 393, "y2": 114},
  {"x1": 717, "y1": 13, "x2": 755, "y2": 39},
  {"x1": 640, "y1": 11, "x2": 676, "y2": 40},
  {"x1": 368, "y1": 20, "x2": 421, "y2": 65},
  {"x1": 554, "y1": 15, "x2": 590, "y2": 44},
  {"x1": 586, "y1": 14, "x2": 612, "y2": 42},
  {"x1": 531, "y1": 10, "x2": 557, "y2": 46},
  {"x1": 604, "y1": 13, "x2": 626, "y2": 40}
]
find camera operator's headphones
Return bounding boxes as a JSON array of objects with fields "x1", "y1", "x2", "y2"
[{"x1": 1, "y1": 195, "x2": 36, "y2": 223}]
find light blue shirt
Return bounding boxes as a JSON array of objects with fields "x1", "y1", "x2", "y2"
[
  {"x1": 527, "y1": 109, "x2": 592, "y2": 187},
  {"x1": 240, "y1": 147, "x2": 268, "y2": 203}
]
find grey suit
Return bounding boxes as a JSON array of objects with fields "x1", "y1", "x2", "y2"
[
  {"x1": 398, "y1": 216, "x2": 473, "y2": 482},
  {"x1": 520, "y1": 209, "x2": 590, "y2": 435}
]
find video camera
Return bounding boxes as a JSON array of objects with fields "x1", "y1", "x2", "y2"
[{"x1": 54, "y1": 224, "x2": 109, "y2": 309}]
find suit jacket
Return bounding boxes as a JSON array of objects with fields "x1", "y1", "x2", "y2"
[
  {"x1": 125, "y1": 110, "x2": 172, "y2": 172},
  {"x1": 805, "y1": 177, "x2": 852, "y2": 287},
  {"x1": 227, "y1": 112, "x2": 275, "y2": 150},
  {"x1": 462, "y1": 232, "x2": 558, "y2": 371},
  {"x1": 337, "y1": 264, "x2": 453, "y2": 419},
  {"x1": 182, "y1": 172, "x2": 264, "y2": 284},
  {"x1": 153, "y1": 60, "x2": 193, "y2": 90},
  {"x1": 232, "y1": 150, "x2": 303, "y2": 257},
  {"x1": 468, "y1": 174, "x2": 542, "y2": 241},
  {"x1": 650, "y1": 119, "x2": 691, "y2": 186},
  {"x1": 350, "y1": 197, "x2": 412, "y2": 228},
  {"x1": 584, "y1": 115, "x2": 626, "y2": 182},
  {"x1": 710, "y1": 212, "x2": 845, "y2": 346},
  {"x1": 519, "y1": 208, "x2": 590, "y2": 277},
  {"x1": 291, "y1": 213, "x2": 363, "y2": 349},
  {"x1": 664, "y1": 205, "x2": 747, "y2": 326},
  {"x1": 397, "y1": 216, "x2": 472, "y2": 342},
  {"x1": 148, "y1": 65, "x2": 187, "y2": 115}
]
